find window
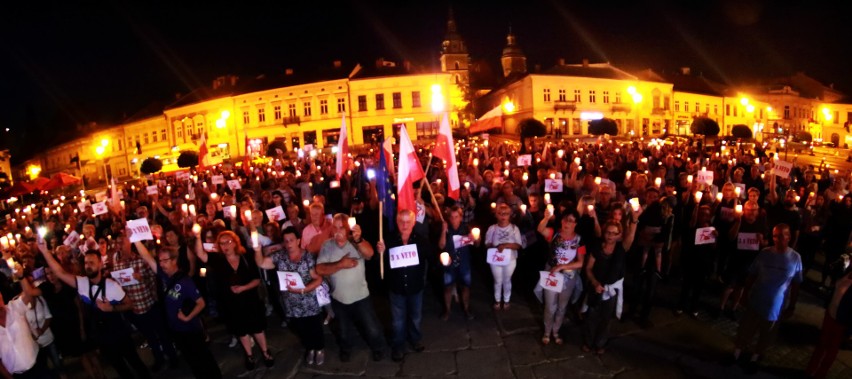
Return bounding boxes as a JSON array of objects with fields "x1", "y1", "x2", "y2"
[
  {"x1": 392, "y1": 92, "x2": 402, "y2": 108},
  {"x1": 288, "y1": 104, "x2": 297, "y2": 117},
  {"x1": 303, "y1": 101, "x2": 312, "y2": 117},
  {"x1": 589, "y1": 90, "x2": 596, "y2": 103},
  {"x1": 320, "y1": 99, "x2": 328, "y2": 115},
  {"x1": 733, "y1": 106, "x2": 737, "y2": 117},
  {"x1": 117, "y1": 139, "x2": 123, "y2": 150},
  {"x1": 572, "y1": 119, "x2": 582, "y2": 135},
  {"x1": 161, "y1": 129, "x2": 166, "y2": 141},
  {"x1": 835, "y1": 111, "x2": 840, "y2": 123},
  {"x1": 674, "y1": 101, "x2": 680, "y2": 112},
  {"x1": 573, "y1": 89, "x2": 581, "y2": 102},
  {"x1": 274, "y1": 105, "x2": 282, "y2": 120},
  {"x1": 684, "y1": 102, "x2": 689, "y2": 112},
  {"x1": 543, "y1": 88, "x2": 551, "y2": 102},
  {"x1": 664, "y1": 96, "x2": 671, "y2": 110},
  {"x1": 337, "y1": 98, "x2": 346, "y2": 113},
  {"x1": 415, "y1": 121, "x2": 438, "y2": 139},
  {"x1": 375, "y1": 94, "x2": 385, "y2": 110},
  {"x1": 143, "y1": 132, "x2": 149, "y2": 144},
  {"x1": 411, "y1": 91, "x2": 421, "y2": 108},
  {"x1": 603, "y1": 91, "x2": 610, "y2": 104},
  {"x1": 714, "y1": 105, "x2": 718, "y2": 115},
  {"x1": 705, "y1": 103, "x2": 709, "y2": 113},
  {"x1": 151, "y1": 132, "x2": 157, "y2": 143},
  {"x1": 258, "y1": 108, "x2": 266, "y2": 123},
  {"x1": 127, "y1": 137, "x2": 132, "y2": 148},
  {"x1": 726, "y1": 104, "x2": 731, "y2": 116},
  {"x1": 558, "y1": 89, "x2": 566, "y2": 101},
  {"x1": 358, "y1": 95, "x2": 367, "y2": 112},
  {"x1": 242, "y1": 111, "x2": 250, "y2": 124},
  {"x1": 176, "y1": 125, "x2": 182, "y2": 138},
  {"x1": 615, "y1": 92, "x2": 622, "y2": 104}
]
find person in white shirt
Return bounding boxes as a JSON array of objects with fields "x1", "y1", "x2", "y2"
[{"x1": 0, "y1": 291, "x2": 42, "y2": 378}]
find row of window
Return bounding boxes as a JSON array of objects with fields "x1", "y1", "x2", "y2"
[
  {"x1": 240, "y1": 91, "x2": 424, "y2": 125},
  {"x1": 358, "y1": 91, "x2": 421, "y2": 112},
  {"x1": 674, "y1": 101, "x2": 719, "y2": 115},
  {"x1": 543, "y1": 89, "x2": 622, "y2": 104},
  {"x1": 127, "y1": 129, "x2": 168, "y2": 149}
]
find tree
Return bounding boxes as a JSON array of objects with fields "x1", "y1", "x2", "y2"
[
  {"x1": 690, "y1": 117, "x2": 720, "y2": 137},
  {"x1": 731, "y1": 124, "x2": 753, "y2": 139},
  {"x1": 177, "y1": 150, "x2": 199, "y2": 168},
  {"x1": 588, "y1": 118, "x2": 619, "y2": 136},
  {"x1": 518, "y1": 118, "x2": 547, "y2": 153},
  {"x1": 266, "y1": 140, "x2": 287, "y2": 157},
  {"x1": 140, "y1": 157, "x2": 163, "y2": 175}
]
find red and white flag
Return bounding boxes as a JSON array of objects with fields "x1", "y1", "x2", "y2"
[
  {"x1": 198, "y1": 130, "x2": 209, "y2": 172},
  {"x1": 335, "y1": 114, "x2": 349, "y2": 179},
  {"x1": 397, "y1": 124, "x2": 424, "y2": 212},
  {"x1": 432, "y1": 113, "x2": 460, "y2": 200},
  {"x1": 469, "y1": 105, "x2": 503, "y2": 133},
  {"x1": 382, "y1": 136, "x2": 395, "y2": 179}
]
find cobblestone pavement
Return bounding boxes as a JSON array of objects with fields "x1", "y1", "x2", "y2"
[{"x1": 66, "y1": 258, "x2": 850, "y2": 379}]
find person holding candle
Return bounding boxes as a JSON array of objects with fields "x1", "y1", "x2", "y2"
[
  {"x1": 193, "y1": 230, "x2": 274, "y2": 370},
  {"x1": 438, "y1": 206, "x2": 476, "y2": 321},
  {"x1": 537, "y1": 209, "x2": 585, "y2": 345},
  {"x1": 485, "y1": 204, "x2": 524, "y2": 311},
  {"x1": 253, "y1": 227, "x2": 326, "y2": 366},
  {"x1": 719, "y1": 200, "x2": 768, "y2": 320},
  {"x1": 676, "y1": 204, "x2": 717, "y2": 318},
  {"x1": 712, "y1": 183, "x2": 739, "y2": 282}
]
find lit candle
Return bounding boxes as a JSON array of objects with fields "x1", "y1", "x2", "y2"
[
  {"x1": 544, "y1": 193, "x2": 551, "y2": 204},
  {"x1": 595, "y1": 177, "x2": 602, "y2": 185},
  {"x1": 522, "y1": 173, "x2": 529, "y2": 181},
  {"x1": 464, "y1": 182, "x2": 470, "y2": 190},
  {"x1": 181, "y1": 204, "x2": 188, "y2": 214},
  {"x1": 795, "y1": 195, "x2": 801, "y2": 202},
  {"x1": 440, "y1": 252, "x2": 451, "y2": 266},
  {"x1": 574, "y1": 157, "x2": 581, "y2": 165},
  {"x1": 654, "y1": 177, "x2": 662, "y2": 188},
  {"x1": 471, "y1": 227, "x2": 481, "y2": 240},
  {"x1": 250, "y1": 231, "x2": 259, "y2": 248},
  {"x1": 546, "y1": 204, "x2": 555, "y2": 215},
  {"x1": 473, "y1": 158, "x2": 479, "y2": 167},
  {"x1": 348, "y1": 217, "x2": 357, "y2": 230},
  {"x1": 695, "y1": 191, "x2": 703, "y2": 202},
  {"x1": 210, "y1": 192, "x2": 218, "y2": 201},
  {"x1": 549, "y1": 173, "x2": 556, "y2": 180},
  {"x1": 520, "y1": 204, "x2": 527, "y2": 213},
  {"x1": 587, "y1": 204, "x2": 595, "y2": 213},
  {"x1": 687, "y1": 175, "x2": 693, "y2": 184},
  {"x1": 192, "y1": 223, "x2": 201, "y2": 235},
  {"x1": 626, "y1": 171, "x2": 632, "y2": 180},
  {"x1": 0, "y1": 236, "x2": 8, "y2": 249},
  {"x1": 557, "y1": 150, "x2": 564, "y2": 158},
  {"x1": 504, "y1": 160, "x2": 510, "y2": 168},
  {"x1": 188, "y1": 204, "x2": 196, "y2": 217},
  {"x1": 504, "y1": 169, "x2": 509, "y2": 177},
  {"x1": 303, "y1": 199, "x2": 310, "y2": 207},
  {"x1": 735, "y1": 204, "x2": 743, "y2": 213},
  {"x1": 629, "y1": 198, "x2": 641, "y2": 212},
  {"x1": 490, "y1": 202, "x2": 497, "y2": 209},
  {"x1": 734, "y1": 187, "x2": 742, "y2": 197},
  {"x1": 716, "y1": 193, "x2": 723, "y2": 202},
  {"x1": 199, "y1": 268, "x2": 207, "y2": 277}
]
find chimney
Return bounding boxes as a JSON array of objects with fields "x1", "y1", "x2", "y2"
[
  {"x1": 285, "y1": 68, "x2": 294, "y2": 75},
  {"x1": 229, "y1": 75, "x2": 238, "y2": 86},
  {"x1": 582, "y1": 58, "x2": 589, "y2": 67},
  {"x1": 333, "y1": 60, "x2": 342, "y2": 68},
  {"x1": 680, "y1": 67, "x2": 691, "y2": 75},
  {"x1": 403, "y1": 60, "x2": 411, "y2": 71},
  {"x1": 557, "y1": 58, "x2": 565, "y2": 66}
]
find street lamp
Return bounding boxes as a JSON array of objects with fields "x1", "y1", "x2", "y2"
[
  {"x1": 95, "y1": 140, "x2": 109, "y2": 186},
  {"x1": 628, "y1": 86, "x2": 642, "y2": 136}
]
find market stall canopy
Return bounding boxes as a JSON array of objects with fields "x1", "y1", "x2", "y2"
[{"x1": 42, "y1": 173, "x2": 82, "y2": 191}]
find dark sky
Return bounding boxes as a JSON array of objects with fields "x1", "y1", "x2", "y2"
[{"x1": 1, "y1": 0, "x2": 850, "y2": 154}]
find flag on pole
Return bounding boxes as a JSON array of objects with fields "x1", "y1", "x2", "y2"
[
  {"x1": 397, "y1": 124, "x2": 424, "y2": 212},
  {"x1": 469, "y1": 105, "x2": 503, "y2": 133},
  {"x1": 335, "y1": 114, "x2": 349, "y2": 179},
  {"x1": 198, "y1": 130, "x2": 209, "y2": 172},
  {"x1": 432, "y1": 113, "x2": 460, "y2": 200},
  {"x1": 382, "y1": 136, "x2": 395, "y2": 180},
  {"x1": 377, "y1": 138, "x2": 396, "y2": 231}
]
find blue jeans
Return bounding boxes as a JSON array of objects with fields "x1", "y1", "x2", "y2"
[
  {"x1": 331, "y1": 297, "x2": 386, "y2": 354},
  {"x1": 389, "y1": 291, "x2": 423, "y2": 351}
]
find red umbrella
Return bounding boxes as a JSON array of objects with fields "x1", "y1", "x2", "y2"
[
  {"x1": 7, "y1": 181, "x2": 37, "y2": 196},
  {"x1": 42, "y1": 173, "x2": 82, "y2": 191},
  {"x1": 31, "y1": 177, "x2": 51, "y2": 191}
]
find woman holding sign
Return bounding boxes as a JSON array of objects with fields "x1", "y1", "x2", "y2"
[
  {"x1": 537, "y1": 209, "x2": 585, "y2": 345},
  {"x1": 485, "y1": 204, "x2": 524, "y2": 310},
  {"x1": 252, "y1": 227, "x2": 326, "y2": 365}
]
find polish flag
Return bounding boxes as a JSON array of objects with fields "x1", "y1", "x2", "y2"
[
  {"x1": 469, "y1": 105, "x2": 503, "y2": 133},
  {"x1": 432, "y1": 113, "x2": 459, "y2": 200},
  {"x1": 198, "y1": 130, "x2": 209, "y2": 172},
  {"x1": 397, "y1": 124, "x2": 424, "y2": 212},
  {"x1": 382, "y1": 135, "x2": 395, "y2": 181},
  {"x1": 335, "y1": 114, "x2": 349, "y2": 179}
]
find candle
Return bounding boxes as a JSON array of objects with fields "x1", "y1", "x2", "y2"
[
  {"x1": 629, "y1": 198, "x2": 641, "y2": 212},
  {"x1": 464, "y1": 182, "x2": 470, "y2": 190},
  {"x1": 595, "y1": 177, "x2": 602, "y2": 185},
  {"x1": 695, "y1": 191, "x2": 703, "y2": 202},
  {"x1": 473, "y1": 158, "x2": 479, "y2": 167},
  {"x1": 199, "y1": 268, "x2": 207, "y2": 277},
  {"x1": 544, "y1": 193, "x2": 551, "y2": 204},
  {"x1": 795, "y1": 195, "x2": 801, "y2": 202},
  {"x1": 250, "y1": 231, "x2": 259, "y2": 248},
  {"x1": 181, "y1": 204, "x2": 188, "y2": 214},
  {"x1": 654, "y1": 177, "x2": 662, "y2": 188},
  {"x1": 716, "y1": 193, "x2": 723, "y2": 202},
  {"x1": 574, "y1": 157, "x2": 581, "y2": 165},
  {"x1": 490, "y1": 202, "x2": 497, "y2": 209},
  {"x1": 348, "y1": 217, "x2": 357, "y2": 230},
  {"x1": 303, "y1": 199, "x2": 310, "y2": 207},
  {"x1": 520, "y1": 204, "x2": 527, "y2": 213},
  {"x1": 504, "y1": 169, "x2": 509, "y2": 177},
  {"x1": 210, "y1": 193, "x2": 218, "y2": 201},
  {"x1": 734, "y1": 187, "x2": 742, "y2": 197},
  {"x1": 504, "y1": 160, "x2": 510, "y2": 168},
  {"x1": 546, "y1": 204, "x2": 555, "y2": 215},
  {"x1": 440, "y1": 252, "x2": 451, "y2": 266},
  {"x1": 549, "y1": 173, "x2": 556, "y2": 180},
  {"x1": 735, "y1": 204, "x2": 743, "y2": 213},
  {"x1": 687, "y1": 175, "x2": 693, "y2": 184},
  {"x1": 192, "y1": 224, "x2": 201, "y2": 235},
  {"x1": 522, "y1": 173, "x2": 529, "y2": 181},
  {"x1": 557, "y1": 150, "x2": 564, "y2": 158},
  {"x1": 0, "y1": 236, "x2": 8, "y2": 249},
  {"x1": 587, "y1": 204, "x2": 595, "y2": 213},
  {"x1": 188, "y1": 204, "x2": 196, "y2": 217},
  {"x1": 5, "y1": 258, "x2": 15, "y2": 271},
  {"x1": 471, "y1": 227, "x2": 481, "y2": 241},
  {"x1": 626, "y1": 171, "x2": 632, "y2": 180}
]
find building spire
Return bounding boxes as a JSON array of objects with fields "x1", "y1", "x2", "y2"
[{"x1": 501, "y1": 26, "x2": 527, "y2": 78}]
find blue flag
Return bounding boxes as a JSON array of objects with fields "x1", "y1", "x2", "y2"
[{"x1": 377, "y1": 144, "x2": 396, "y2": 232}]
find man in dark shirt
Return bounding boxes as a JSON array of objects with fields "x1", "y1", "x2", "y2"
[
  {"x1": 766, "y1": 177, "x2": 801, "y2": 247},
  {"x1": 377, "y1": 209, "x2": 430, "y2": 362}
]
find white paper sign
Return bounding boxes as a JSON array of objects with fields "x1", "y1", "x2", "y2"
[
  {"x1": 773, "y1": 160, "x2": 793, "y2": 178},
  {"x1": 734, "y1": 183, "x2": 746, "y2": 198},
  {"x1": 544, "y1": 179, "x2": 563, "y2": 193},
  {"x1": 223, "y1": 205, "x2": 237, "y2": 219},
  {"x1": 146, "y1": 185, "x2": 158, "y2": 195},
  {"x1": 91, "y1": 202, "x2": 108, "y2": 216},
  {"x1": 276, "y1": 271, "x2": 305, "y2": 290},
  {"x1": 63, "y1": 231, "x2": 79, "y2": 247},
  {"x1": 126, "y1": 218, "x2": 154, "y2": 243},
  {"x1": 212, "y1": 175, "x2": 225, "y2": 185},
  {"x1": 227, "y1": 180, "x2": 242, "y2": 191},
  {"x1": 737, "y1": 232, "x2": 760, "y2": 251},
  {"x1": 517, "y1": 154, "x2": 532, "y2": 167},
  {"x1": 202, "y1": 243, "x2": 217, "y2": 252},
  {"x1": 265, "y1": 206, "x2": 286, "y2": 221},
  {"x1": 303, "y1": 144, "x2": 314, "y2": 152},
  {"x1": 77, "y1": 201, "x2": 90, "y2": 212},
  {"x1": 486, "y1": 248, "x2": 511, "y2": 266},
  {"x1": 415, "y1": 202, "x2": 426, "y2": 223},
  {"x1": 539, "y1": 271, "x2": 564, "y2": 293},
  {"x1": 452, "y1": 235, "x2": 474, "y2": 248},
  {"x1": 697, "y1": 170, "x2": 714, "y2": 186},
  {"x1": 176, "y1": 171, "x2": 190, "y2": 181},
  {"x1": 110, "y1": 268, "x2": 139, "y2": 286},
  {"x1": 316, "y1": 284, "x2": 331, "y2": 306},
  {"x1": 389, "y1": 244, "x2": 420, "y2": 269},
  {"x1": 695, "y1": 227, "x2": 716, "y2": 245}
]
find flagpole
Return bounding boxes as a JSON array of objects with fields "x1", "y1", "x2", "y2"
[
  {"x1": 379, "y1": 201, "x2": 384, "y2": 280},
  {"x1": 422, "y1": 180, "x2": 445, "y2": 223}
]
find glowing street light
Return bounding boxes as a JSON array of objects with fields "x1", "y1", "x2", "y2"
[
  {"x1": 502, "y1": 100, "x2": 515, "y2": 114},
  {"x1": 431, "y1": 84, "x2": 444, "y2": 113}
]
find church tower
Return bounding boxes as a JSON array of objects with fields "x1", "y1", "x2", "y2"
[
  {"x1": 439, "y1": 7, "x2": 469, "y2": 86},
  {"x1": 500, "y1": 28, "x2": 527, "y2": 78}
]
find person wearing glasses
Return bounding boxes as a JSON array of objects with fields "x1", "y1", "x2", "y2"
[
  {"x1": 537, "y1": 209, "x2": 585, "y2": 345},
  {"x1": 485, "y1": 204, "x2": 524, "y2": 310},
  {"x1": 583, "y1": 208, "x2": 639, "y2": 355},
  {"x1": 194, "y1": 230, "x2": 274, "y2": 370}
]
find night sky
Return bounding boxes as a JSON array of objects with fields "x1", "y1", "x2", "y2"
[{"x1": 1, "y1": 0, "x2": 850, "y2": 160}]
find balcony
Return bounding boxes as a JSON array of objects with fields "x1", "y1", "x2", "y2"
[
  {"x1": 553, "y1": 101, "x2": 577, "y2": 112},
  {"x1": 282, "y1": 116, "x2": 301, "y2": 126},
  {"x1": 611, "y1": 103, "x2": 631, "y2": 113},
  {"x1": 652, "y1": 107, "x2": 668, "y2": 116}
]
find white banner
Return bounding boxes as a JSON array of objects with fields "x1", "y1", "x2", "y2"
[
  {"x1": 227, "y1": 179, "x2": 242, "y2": 191},
  {"x1": 146, "y1": 185, "x2": 158, "y2": 195},
  {"x1": 517, "y1": 154, "x2": 532, "y2": 167},
  {"x1": 544, "y1": 179, "x2": 563, "y2": 193},
  {"x1": 110, "y1": 267, "x2": 139, "y2": 286},
  {"x1": 697, "y1": 170, "x2": 714, "y2": 186},
  {"x1": 126, "y1": 218, "x2": 154, "y2": 243},
  {"x1": 773, "y1": 160, "x2": 793, "y2": 178},
  {"x1": 737, "y1": 232, "x2": 760, "y2": 251},
  {"x1": 223, "y1": 205, "x2": 236, "y2": 219},
  {"x1": 389, "y1": 244, "x2": 420, "y2": 269},
  {"x1": 63, "y1": 231, "x2": 79, "y2": 247},
  {"x1": 91, "y1": 201, "x2": 108, "y2": 216},
  {"x1": 452, "y1": 235, "x2": 474, "y2": 248},
  {"x1": 486, "y1": 248, "x2": 511, "y2": 266},
  {"x1": 212, "y1": 175, "x2": 225, "y2": 185}
]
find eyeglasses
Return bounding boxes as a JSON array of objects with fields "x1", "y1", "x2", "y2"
[
  {"x1": 158, "y1": 258, "x2": 174, "y2": 263},
  {"x1": 220, "y1": 239, "x2": 235, "y2": 245},
  {"x1": 605, "y1": 231, "x2": 620, "y2": 236}
]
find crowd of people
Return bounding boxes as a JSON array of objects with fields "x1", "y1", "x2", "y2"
[{"x1": 0, "y1": 134, "x2": 850, "y2": 378}]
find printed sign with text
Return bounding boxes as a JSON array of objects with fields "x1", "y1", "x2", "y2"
[
  {"x1": 544, "y1": 179, "x2": 563, "y2": 193},
  {"x1": 773, "y1": 160, "x2": 793, "y2": 178},
  {"x1": 227, "y1": 179, "x2": 242, "y2": 191},
  {"x1": 276, "y1": 271, "x2": 305, "y2": 290},
  {"x1": 126, "y1": 218, "x2": 154, "y2": 243},
  {"x1": 737, "y1": 232, "x2": 760, "y2": 251},
  {"x1": 695, "y1": 227, "x2": 717, "y2": 245},
  {"x1": 91, "y1": 201, "x2": 108, "y2": 216},
  {"x1": 486, "y1": 248, "x2": 511, "y2": 266},
  {"x1": 389, "y1": 244, "x2": 420, "y2": 269},
  {"x1": 517, "y1": 154, "x2": 532, "y2": 167},
  {"x1": 265, "y1": 206, "x2": 287, "y2": 221},
  {"x1": 539, "y1": 271, "x2": 565, "y2": 293}
]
